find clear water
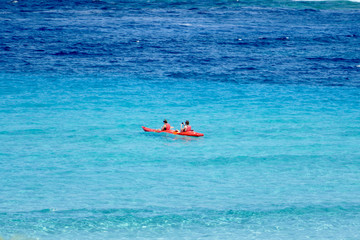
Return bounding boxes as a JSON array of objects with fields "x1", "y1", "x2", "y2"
[{"x1": 1, "y1": 1, "x2": 360, "y2": 239}]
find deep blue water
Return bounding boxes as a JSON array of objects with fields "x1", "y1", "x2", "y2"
[{"x1": 1, "y1": 0, "x2": 360, "y2": 239}]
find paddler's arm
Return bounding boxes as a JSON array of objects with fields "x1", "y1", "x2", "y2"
[{"x1": 180, "y1": 123, "x2": 185, "y2": 132}]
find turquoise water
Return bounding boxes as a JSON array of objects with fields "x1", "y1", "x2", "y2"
[
  {"x1": 1, "y1": 74, "x2": 360, "y2": 239},
  {"x1": 1, "y1": 0, "x2": 360, "y2": 238}
]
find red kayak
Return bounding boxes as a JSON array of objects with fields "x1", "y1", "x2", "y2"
[{"x1": 142, "y1": 126, "x2": 204, "y2": 137}]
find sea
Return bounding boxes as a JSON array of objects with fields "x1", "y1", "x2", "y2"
[{"x1": 1, "y1": 0, "x2": 360, "y2": 239}]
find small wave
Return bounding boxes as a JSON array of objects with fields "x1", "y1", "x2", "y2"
[
  {"x1": 300, "y1": 8, "x2": 320, "y2": 12},
  {"x1": 292, "y1": 0, "x2": 327, "y2": 2},
  {"x1": 233, "y1": 67, "x2": 257, "y2": 71},
  {"x1": 37, "y1": 27, "x2": 62, "y2": 31},
  {"x1": 53, "y1": 51, "x2": 89, "y2": 56},
  {"x1": 166, "y1": 71, "x2": 197, "y2": 79},
  {"x1": 306, "y1": 57, "x2": 360, "y2": 63},
  {"x1": 276, "y1": 36, "x2": 290, "y2": 40},
  {"x1": 0, "y1": 129, "x2": 46, "y2": 136},
  {"x1": 179, "y1": 23, "x2": 192, "y2": 27},
  {"x1": 0, "y1": 235, "x2": 38, "y2": 240},
  {"x1": 1, "y1": 46, "x2": 11, "y2": 51},
  {"x1": 2, "y1": 205, "x2": 359, "y2": 229}
]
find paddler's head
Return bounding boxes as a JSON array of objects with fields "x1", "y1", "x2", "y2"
[
  {"x1": 163, "y1": 119, "x2": 168, "y2": 123},
  {"x1": 185, "y1": 120, "x2": 189, "y2": 125}
]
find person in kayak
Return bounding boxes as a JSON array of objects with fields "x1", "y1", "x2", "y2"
[
  {"x1": 160, "y1": 119, "x2": 171, "y2": 131},
  {"x1": 180, "y1": 120, "x2": 192, "y2": 132}
]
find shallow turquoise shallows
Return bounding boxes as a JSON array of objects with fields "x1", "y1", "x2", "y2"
[{"x1": 1, "y1": 74, "x2": 360, "y2": 239}]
